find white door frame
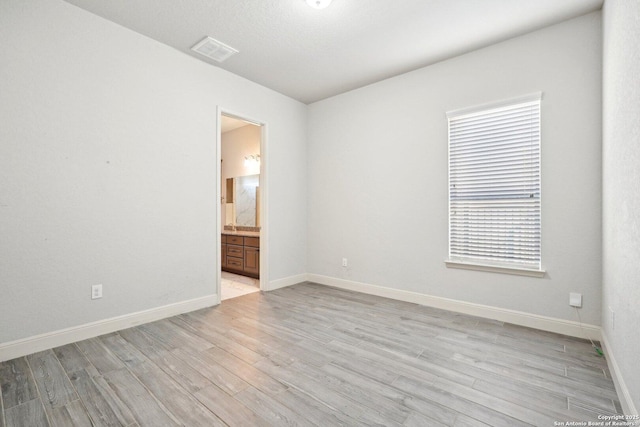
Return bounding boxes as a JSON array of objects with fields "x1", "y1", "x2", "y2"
[{"x1": 216, "y1": 106, "x2": 268, "y2": 304}]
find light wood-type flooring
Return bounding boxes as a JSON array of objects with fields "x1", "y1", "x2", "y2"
[{"x1": 0, "y1": 282, "x2": 622, "y2": 426}]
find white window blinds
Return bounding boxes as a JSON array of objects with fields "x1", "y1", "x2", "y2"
[{"x1": 448, "y1": 94, "x2": 541, "y2": 270}]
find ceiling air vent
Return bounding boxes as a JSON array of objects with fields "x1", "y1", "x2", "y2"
[{"x1": 191, "y1": 36, "x2": 238, "y2": 63}]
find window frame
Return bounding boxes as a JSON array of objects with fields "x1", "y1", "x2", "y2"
[{"x1": 445, "y1": 93, "x2": 545, "y2": 278}]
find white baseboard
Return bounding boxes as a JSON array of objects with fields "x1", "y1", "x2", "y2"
[
  {"x1": 0, "y1": 294, "x2": 218, "y2": 362},
  {"x1": 267, "y1": 274, "x2": 308, "y2": 291},
  {"x1": 601, "y1": 332, "x2": 638, "y2": 416},
  {"x1": 1, "y1": 273, "x2": 607, "y2": 365},
  {"x1": 307, "y1": 274, "x2": 601, "y2": 341}
]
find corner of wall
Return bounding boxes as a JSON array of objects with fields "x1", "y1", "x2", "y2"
[{"x1": 601, "y1": 331, "x2": 639, "y2": 416}]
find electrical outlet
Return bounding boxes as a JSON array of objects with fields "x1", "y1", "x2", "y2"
[
  {"x1": 342, "y1": 258, "x2": 348, "y2": 267},
  {"x1": 91, "y1": 284, "x2": 103, "y2": 300},
  {"x1": 569, "y1": 292, "x2": 582, "y2": 308}
]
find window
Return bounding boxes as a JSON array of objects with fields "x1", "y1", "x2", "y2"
[{"x1": 446, "y1": 93, "x2": 543, "y2": 276}]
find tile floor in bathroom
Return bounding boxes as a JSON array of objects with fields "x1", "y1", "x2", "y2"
[{"x1": 221, "y1": 271, "x2": 260, "y2": 300}]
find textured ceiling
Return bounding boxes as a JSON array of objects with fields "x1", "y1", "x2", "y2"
[{"x1": 63, "y1": 0, "x2": 603, "y2": 104}]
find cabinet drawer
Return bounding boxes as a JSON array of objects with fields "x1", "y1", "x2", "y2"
[
  {"x1": 244, "y1": 237, "x2": 259, "y2": 248},
  {"x1": 227, "y1": 235, "x2": 244, "y2": 245},
  {"x1": 227, "y1": 244, "x2": 243, "y2": 257},
  {"x1": 226, "y1": 257, "x2": 243, "y2": 270}
]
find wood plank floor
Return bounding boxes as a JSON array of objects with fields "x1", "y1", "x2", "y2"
[{"x1": 0, "y1": 282, "x2": 622, "y2": 426}]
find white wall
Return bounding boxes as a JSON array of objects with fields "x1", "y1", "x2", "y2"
[
  {"x1": 307, "y1": 12, "x2": 603, "y2": 325},
  {"x1": 222, "y1": 125, "x2": 261, "y2": 181},
  {"x1": 602, "y1": 0, "x2": 640, "y2": 414},
  {"x1": 221, "y1": 125, "x2": 261, "y2": 226},
  {"x1": 0, "y1": 0, "x2": 307, "y2": 344}
]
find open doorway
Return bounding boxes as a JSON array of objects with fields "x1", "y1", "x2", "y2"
[{"x1": 217, "y1": 110, "x2": 266, "y2": 302}]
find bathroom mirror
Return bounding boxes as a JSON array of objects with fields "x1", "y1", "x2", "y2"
[{"x1": 234, "y1": 174, "x2": 260, "y2": 226}]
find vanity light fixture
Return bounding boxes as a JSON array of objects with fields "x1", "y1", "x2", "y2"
[
  {"x1": 244, "y1": 154, "x2": 260, "y2": 167},
  {"x1": 305, "y1": 0, "x2": 333, "y2": 9}
]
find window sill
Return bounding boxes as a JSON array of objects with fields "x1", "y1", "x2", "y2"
[{"x1": 445, "y1": 260, "x2": 546, "y2": 278}]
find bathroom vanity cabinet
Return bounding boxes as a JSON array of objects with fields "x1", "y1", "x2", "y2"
[{"x1": 222, "y1": 233, "x2": 260, "y2": 279}]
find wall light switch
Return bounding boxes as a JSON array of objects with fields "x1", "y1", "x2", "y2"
[
  {"x1": 569, "y1": 292, "x2": 582, "y2": 308},
  {"x1": 609, "y1": 306, "x2": 615, "y2": 330}
]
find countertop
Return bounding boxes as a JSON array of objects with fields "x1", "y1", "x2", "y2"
[{"x1": 222, "y1": 230, "x2": 261, "y2": 238}]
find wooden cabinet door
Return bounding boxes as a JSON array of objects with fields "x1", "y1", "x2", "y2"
[
  {"x1": 244, "y1": 247, "x2": 259, "y2": 276},
  {"x1": 221, "y1": 244, "x2": 227, "y2": 268}
]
